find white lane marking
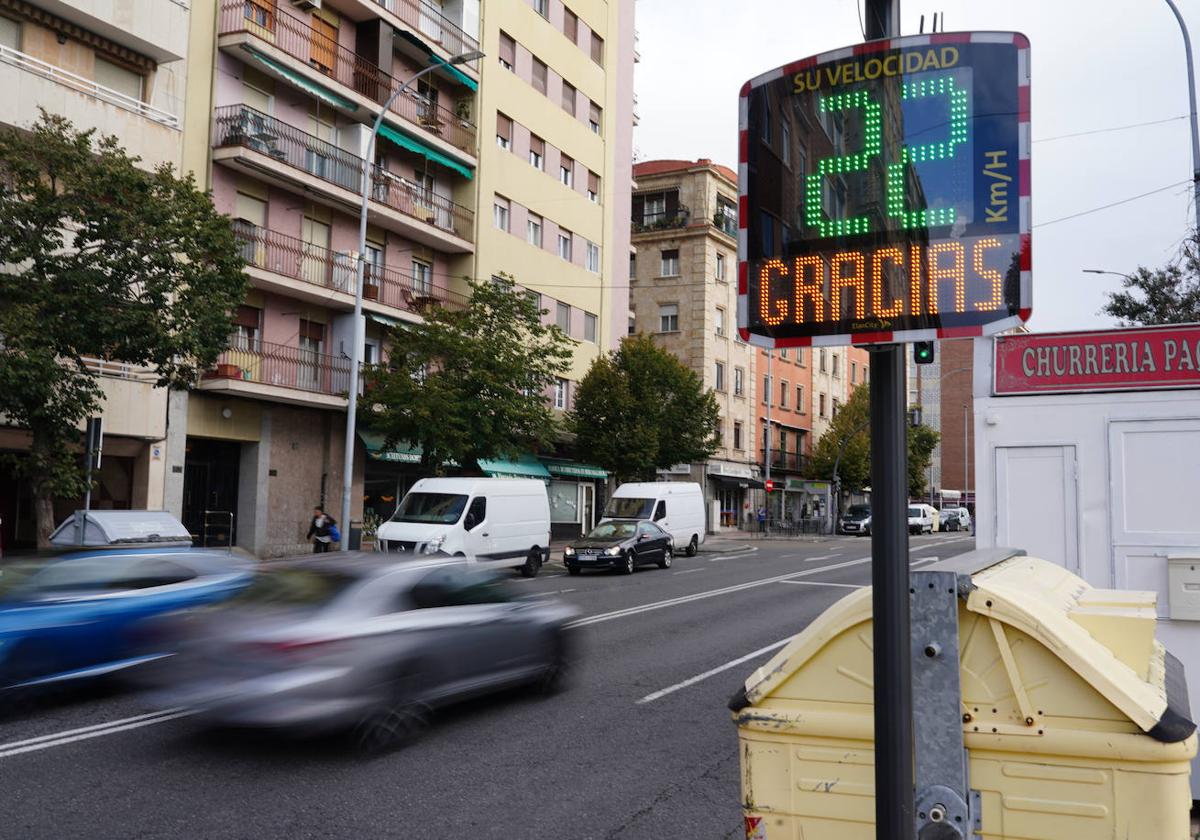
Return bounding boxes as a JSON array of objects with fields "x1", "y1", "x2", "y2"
[
  {"x1": 779, "y1": 580, "x2": 861, "y2": 589},
  {"x1": 567, "y1": 555, "x2": 875, "y2": 629},
  {"x1": 801, "y1": 554, "x2": 838, "y2": 563},
  {"x1": 637, "y1": 637, "x2": 793, "y2": 704},
  {"x1": 0, "y1": 709, "x2": 194, "y2": 760},
  {"x1": 672, "y1": 569, "x2": 704, "y2": 575}
]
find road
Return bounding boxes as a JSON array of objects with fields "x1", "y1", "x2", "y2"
[{"x1": 0, "y1": 532, "x2": 975, "y2": 839}]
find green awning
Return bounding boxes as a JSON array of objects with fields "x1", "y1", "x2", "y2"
[
  {"x1": 429, "y1": 53, "x2": 478, "y2": 92},
  {"x1": 477, "y1": 455, "x2": 551, "y2": 481},
  {"x1": 377, "y1": 122, "x2": 474, "y2": 180},
  {"x1": 367, "y1": 312, "x2": 402, "y2": 328},
  {"x1": 540, "y1": 459, "x2": 608, "y2": 480},
  {"x1": 240, "y1": 46, "x2": 358, "y2": 112},
  {"x1": 359, "y1": 431, "x2": 422, "y2": 464}
]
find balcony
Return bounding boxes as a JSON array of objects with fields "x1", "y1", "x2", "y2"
[
  {"x1": 632, "y1": 206, "x2": 691, "y2": 234},
  {"x1": 213, "y1": 105, "x2": 474, "y2": 249},
  {"x1": 233, "y1": 222, "x2": 469, "y2": 314},
  {"x1": 218, "y1": 0, "x2": 476, "y2": 155},
  {"x1": 713, "y1": 208, "x2": 738, "y2": 238},
  {"x1": 760, "y1": 448, "x2": 807, "y2": 473},
  {"x1": 369, "y1": 0, "x2": 480, "y2": 69},
  {"x1": 199, "y1": 339, "x2": 352, "y2": 408}
]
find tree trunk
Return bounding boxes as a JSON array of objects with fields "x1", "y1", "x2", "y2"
[{"x1": 34, "y1": 480, "x2": 56, "y2": 549}]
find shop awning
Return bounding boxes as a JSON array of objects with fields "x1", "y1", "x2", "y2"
[
  {"x1": 394, "y1": 31, "x2": 480, "y2": 92},
  {"x1": 377, "y1": 122, "x2": 474, "y2": 180},
  {"x1": 241, "y1": 46, "x2": 358, "y2": 112},
  {"x1": 359, "y1": 431, "x2": 422, "y2": 464},
  {"x1": 540, "y1": 459, "x2": 608, "y2": 480},
  {"x1": 710, "y1": 474, "x2": 765, "y2": 489},
  {"x1": 478, "y1": 454, "x2": 551, "y2": 480},
  {"x1": 367, "y1": 312, "x2": 403, "y2": 328}
]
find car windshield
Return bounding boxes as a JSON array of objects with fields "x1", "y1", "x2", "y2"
[
  {"x1": 846, "y1": 505, "x2": 870, "y2": 518},
  {"x1": 225, "y1": 568, "x2": 357, "y2": 608},
  {"x1": 604, "y1": 497, "x2": 654, "y2": 518},
  {"x1": 391, "y1": 493, "x2": 468, "y2": 524},
  {"x1": 908, "y1": 507, "x2": 922, "y2": 517},
  {"x1": 587, "y1": 521, "x2": 637, "y2": 539}
]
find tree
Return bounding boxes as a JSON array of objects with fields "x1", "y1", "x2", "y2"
[
  {"x1": 571, "y1": 335, "x2": 720, "y2": 482},
  {"x1": 0, "y1": 113, "x2": 247, "y2": 546},
  {"x1": 362, "y1": 274, "x2": 574, "y2": 472},
  {"x1": 1101, "y1": 234, "x2": 1200, "y2": 325},
  {"x1": 807, "y1": 385, "x2": 941, "y2": 498}
]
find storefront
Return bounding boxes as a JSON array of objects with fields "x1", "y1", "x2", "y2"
[
  {"x1": 706, "y1": 460, "x2": 763, "y2": 531},
  {"x1": 358, "y1": 432, "x2": 429, "y2": 527},
  {"x1": 541, "y1": 459, "x2": 608, "y2": 539}
]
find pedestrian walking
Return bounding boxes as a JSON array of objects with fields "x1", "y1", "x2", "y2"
[{"x1": 307, "y1": 506, "x2": 339, "y2": 553}]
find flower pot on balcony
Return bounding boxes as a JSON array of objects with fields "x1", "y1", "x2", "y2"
[
  {"x1": 209, "y1": 363, "x2": 242, "y2": 379},
  {"x1": 363, "y1": 283, "x2": 380, "y2": 301}
]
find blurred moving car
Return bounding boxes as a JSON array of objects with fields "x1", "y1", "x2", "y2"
[
  {"x1": 563, "y1": 520, "x2": 673, "y2": 575},
  {"x1": 840, "y1": 504, "x2": 872, "y2": 536},
  {"x1": 149, "y1": 555, "x2": 577, "y2": 752},
  {"x1": 0, "y1": 548, "x2": 252, "y2": 692}
]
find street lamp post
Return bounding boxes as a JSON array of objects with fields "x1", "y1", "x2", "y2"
[
  {"x1": 340, "y1": 50, "x2": 484, "y2": 550},
  {"x1": 1164, "y1": 0, "x2": 1200, "y2": 220}
]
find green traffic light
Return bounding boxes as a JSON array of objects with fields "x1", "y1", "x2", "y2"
[{"x1": 913, "y1": 341, "x2": 936, "y2": 365}]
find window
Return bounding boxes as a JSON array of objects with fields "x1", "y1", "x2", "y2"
[
  {"x1": 797, "y1": 347, "x2": 806, "y2": 366},
  {"x1": 533, "y1": 0, "x2": 548, "y2": 17},
  {"x1": 465, "y1": 497, "x2": 486, "y2": 530},
  {"x1": 734, "y1": 421, "x2": 744, "y2": 450},
  {"x1": 715, "y1": 252, "x2": 726, "y2": 281},
  {"x1": 716, "y1": 196, "x2": 738, "y2": 236},
  {"x1": 715, "y1": 421, "x2": 724, "y2": 448},
  {"x1": 781, "y1": 119, "x2": 791, "y2": 166},
  {"x1": 557, "y1": 230, "x2": 572, "y2": 260},
  {"x1": 532, "y1": 58, "x2": 548, "y2": 95},
  {"x1": 554, "y1": 378, "x2": 568, "y2": 409},
  {"x1": 780, "y1": 380, "x2": 789, "y2": 408},
  {"x1": 559, "y1": 154, "x2": 574, "y2": 187},
  {"x1": 851, "y1": 361, "x2": 857, "y2": 384},
  {"x1": 734, "y1": 367, "x2": 745, "y2": 396},
  {"x1": 584, "y1": 312, "x2": 597, "y2": 342},
  {"x1": 832, "y1": 398, "x2": 840, "y2": 417},
  {"x1": 94, "y1": 57, "x2": 143, "y2": 101},
  {"x1": 628, "y1": 313, "x2": 636, "y2": 335},
  {"x1": 561, "y1": 81, "x2": 576, "y2": 115},
  {"x1": 715, "y1": 307, "x2": 726, "y2": 336},
  {"x1": 779, "y1": 348, "x2": 788, "y2": 360},
  {"x1": 629, "y1": 253, "x2": 636, "y2": 279},
  {"x1": 529, "y1": 134, "x2": 544, "y2": 170},
  {"x1": 590, "y1": 31, "x2": 604, "y2": 64},
  {"x1": 493, "y1": 196, "x2": 510, "y2": 231},
  {"x1": 643, "y1": 193, "x2": 666, "y2": 225},
  {"x1": 412, "y1": 258, "x2": 432, "y2": 294},
  {"x1": 658, "y1": 304, "x2": 679, "y2": 332},
  {"x1": 496, "y1": 113, "x2": 512, "y2": 150},
  {"x1": 660, "y1": 248, "x2": 679, "y2": 277},
  {"x1": 527, "y1": 213, "x2": 543, "y2": 247},
  {"x1": 0, "y1": 17, "x2": 18, "y2": 49},
  {"x1": 819, "y1": 393, "x2": 827, "y2": 417},
  {"x1": 233, "y1": 305, "x2": 261, "y2": 351},
  {"x1": 556, "y1": 301, "x2": 571, "y2": 332},
  {"x1": 589, "y1": 100, "x2": 602, "y2": 134},
  {"x1": 715, "y1": 361, "x2": 725, "y2": 391},
  {"x1": 763, "y1": 375, "x2": 771, "y2": 405},
  {"x1": 819, "y1": 348, "x2": 827, "y2": 372},
  {"x1": 586, "y1": 241, "x2": 600, "y2": 272},
  {"x1": 587, "y1": 170, "x2": 600, "y2": 202},
  {"x1": 796, "y1": 384, "x2": 804, "y2": 411},
  {"x1": 863, "y1": 366, "x2": 869, "y2": 383},
  {"x1": 499, "y1": 32, "x2": 515, "y2": 69},
  {"x1": 563, "y1": 8, "x2": 578, "y2": 43},
  {"x1": 832, "y1": 354, "x2": 840, "y2": 377}
]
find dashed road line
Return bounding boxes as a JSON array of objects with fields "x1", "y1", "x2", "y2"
[{"x1": 636, "y1": 637, "x2": 793, "y2": 704}]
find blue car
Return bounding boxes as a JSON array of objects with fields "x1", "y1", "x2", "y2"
[{"x1": 0, "y1": 547, "x2": 253, "y2": 691}]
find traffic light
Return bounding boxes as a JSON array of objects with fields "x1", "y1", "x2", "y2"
[
  {"x1": 765, "y1": 479, "x2": 775, "y2": 493},
  {"x1": 913, "y1": 341, "x2": 936, "y2": 365}
]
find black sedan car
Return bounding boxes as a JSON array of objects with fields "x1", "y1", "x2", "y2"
[{"x1": 563, "y1": 520, "x2": 673, "y2": 575}]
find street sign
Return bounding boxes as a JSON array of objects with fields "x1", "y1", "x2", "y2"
[
  {"x1": 737, "y1": 32, "x2": 1031, "y2": 347},
  {"x1": 765, "y1": 479, "x2": 775, "y2": 493}
]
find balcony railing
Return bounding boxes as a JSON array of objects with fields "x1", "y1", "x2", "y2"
[
  {"x1": 219, "y1": 0, "x2": 476, "y2": 153},
  {"x1": 760, "y1": 448, "x2": 807, "y2": 473},
  {"x1": 213, "y1": 105, "x2": 474, "y2": 241},
  {"x1": 370, "y1": 0, "x2": 480, "y2": 66},
  {"x1": 633, "y1": 206, "x2": 691, "y2": 233},
  {"x1": 233, "y1": 221, "x2": 469, "y2": 312},
  {"x1": 714, "y1": 207, "x2": 738, "y2": 237},
  {"x1": 205, "y1": 339, "x2": 351, "y2": 397}
]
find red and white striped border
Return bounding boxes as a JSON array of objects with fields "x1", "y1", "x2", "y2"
[{"x1": 736, "y1": 31, "x2": 1032, "y2": 348}]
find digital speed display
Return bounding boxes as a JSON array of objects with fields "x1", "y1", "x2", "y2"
[{"x1": 738, "y1": 33, "x2": 1031, "y2": 345}]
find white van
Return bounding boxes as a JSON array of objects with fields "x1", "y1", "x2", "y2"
[
  {"x1": 375, "y1": 478, "x2": 551, "y2": 577},
  {"x1": 602, "y1": 482, "x2": 706, "y2": 556}
]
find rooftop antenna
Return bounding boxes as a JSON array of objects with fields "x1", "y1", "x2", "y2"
[{"x1": 919, "y1": 13, "x2": 925, "y2": 33}]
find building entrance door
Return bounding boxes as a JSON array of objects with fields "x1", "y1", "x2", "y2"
[{"x1": 182, "y1": 438, "x2": 241, "y2": 546}]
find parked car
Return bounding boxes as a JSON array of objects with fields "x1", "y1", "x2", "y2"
[
  {"x1": 148, "y1": 555, "x2": 577, "y2": 752},
  {"x1": 840, "y1": 504, "x2": 872, "y2": 536},
  {"x1": 375, "y1": 478, "x2": 551, "y2": 577},
  {"x1": 907, "y1": 505, "x2": 934, "y2": 535},
  {"x1": 602, "y1": 482, "x2": 706, "y2": 556},
  {"x1": 940, "y1": 508, "x2": 971, "y2": 532},
  {"x1": 0, "y1": 547, "x2": 252, "y2": 693},
  {"x1": 563, "y1": 520, "x2": 673, "y2": 575}
]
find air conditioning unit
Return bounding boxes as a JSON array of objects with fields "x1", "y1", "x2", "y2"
[{"x1": 291, "y1": 0, "x2": 321, "y2": 10}]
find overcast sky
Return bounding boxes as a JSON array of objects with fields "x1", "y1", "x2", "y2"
[{"x1": 633, "y1": 0, "x2": 1198, "y2": 332}]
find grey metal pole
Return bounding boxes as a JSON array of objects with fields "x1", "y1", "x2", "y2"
[
  {"x1": 340, "y1": 58, "x2": 479, "y2": 549},
  {"x1": 764, "y1": 349, "x2": 772, "y2": 528},
  {"x1": 864, "y1": 0, "x2": 912, "y2": 837},
  {"x1": 963, "y1": 403, "x2": 968, "y2": 499},
  {"x1": 1165, "y1": 0, "x2": 1200, "y2": 220}
]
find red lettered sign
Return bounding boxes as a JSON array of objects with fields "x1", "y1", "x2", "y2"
[{"x1": 994, "y1": 324, "x2": 1200, "y2": 395}]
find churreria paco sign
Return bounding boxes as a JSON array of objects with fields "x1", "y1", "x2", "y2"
[{"x1": 737, "y1": 32, "x2": 1031, "y2": 346}]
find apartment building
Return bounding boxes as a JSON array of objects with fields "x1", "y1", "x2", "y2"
[
  {"x1": 0, "y1": 0, "x2": 190, "y2": 549},
  {"x1": 630, "y1": 158, "x2": 758, "y2": 532},
  {"x1": 755, "y1": 346, "x2": 811, "y2": 521}
]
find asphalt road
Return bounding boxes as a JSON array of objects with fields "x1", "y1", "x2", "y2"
[{"x1": 0, "y1": 532, "x2": 976, "y2": 840}]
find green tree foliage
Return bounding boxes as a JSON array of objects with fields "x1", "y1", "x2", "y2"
[
  {"x1": 0, "y1": 113, "x2": 247, "y2": 545},
  {"x1": 807, "y1": 385, "x2": 941, "y2": 498},
  {"x1": 1101, "y1": 235, "x2": 1200, "y2": 325},
  {"x1": 571, "y1": 334, "x2": 720, "y2": 482},
  {"x1": 362, "y1": 274, "x2": 574, "y2": 473}
]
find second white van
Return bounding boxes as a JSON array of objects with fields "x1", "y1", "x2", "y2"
[
  {"x1": 375, "y1": 477, "x2": 551, "y2": 576},
  {"x1": 602, "y1": 482, "x2": 706, "y2": 555}
]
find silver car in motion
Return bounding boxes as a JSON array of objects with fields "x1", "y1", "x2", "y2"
[{"x1": 148, "y1": 554, "x2": 577, "y2": 751}]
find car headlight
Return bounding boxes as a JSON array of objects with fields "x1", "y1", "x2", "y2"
[
  {"x1": 423, "y1": 535, "x2": 446, "y2": 554},
  {"x1": 605, "y1": 546, "x2": 621, "y2": 556},
  {"x1": 564, "y1": 546, "x2": 575, "y2": 557}
]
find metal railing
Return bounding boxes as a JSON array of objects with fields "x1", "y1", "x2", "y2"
[
  {"x1": 213, "y1": 105, "x2": 475, "y2": 241},
  {"x1": 370, "y1": 0, "x2": 480, "y2": 66},
  {"x1": 633, "y1": 206, "x2": 691, "y2": 233},
  {"x1": 219, "y1": 0, "x2": 476, "y2": 153},
  {"x1": 206, "y1": 338, "x2": 352, "y2": 397},
  {"x1": 713, "y1": 208, "x2": 738, "y2": 237},
  {"x1": 760, "y1": 448, "x2": 808, "y2": 473},
  {"x1": 0, "y1": 44, "x2": 180, "y2": 128},
  {"x1": 233, "y1": 221, "x2": 469, "y2": 312}
]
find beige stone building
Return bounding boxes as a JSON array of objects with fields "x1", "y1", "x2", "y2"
[{"x1": 630, "y1": 158, "x2": 759, "y2": 531}]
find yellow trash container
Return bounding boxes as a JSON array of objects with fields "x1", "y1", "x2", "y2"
[{"x1": 730, "y1": 550, "x2": 1197, "y2": 840}]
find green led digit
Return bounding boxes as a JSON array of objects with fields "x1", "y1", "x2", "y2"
[
  {"x1": 887, "y1": 73, "x2": 969, "y2": 228},
  {"x1": 806, "y1": 89, "x2": 882, "y2": 238}
]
